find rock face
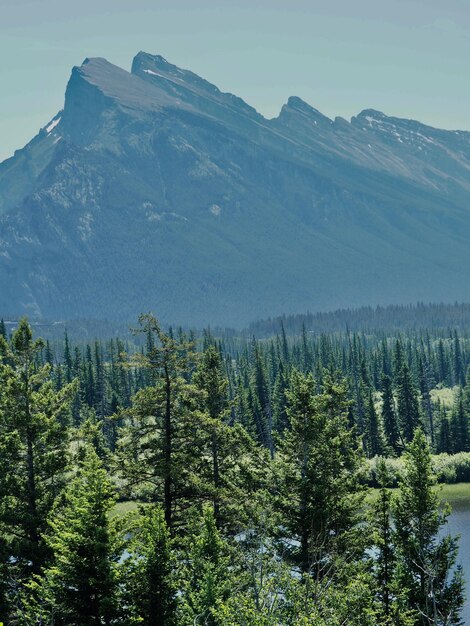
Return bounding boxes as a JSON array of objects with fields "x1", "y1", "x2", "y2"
[{"x1": 1, "y1": 53, "x2": 470, "y2": 326}]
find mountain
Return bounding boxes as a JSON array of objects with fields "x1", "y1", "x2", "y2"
[{"x1": 1, "y1": 52, "x2": 470, "y2": 326}]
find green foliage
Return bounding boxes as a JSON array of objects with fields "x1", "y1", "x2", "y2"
[
  {"x1": 394, "y1": 429, "x2": 464, "y2": 625},
  {"x1": 0, "y1": 318, "x2": 77, "y2": 616},
  {"x1": 180, "y1": 505, "x2": 232, "y2": 625},
  {"x1": 21, "y1": 447, "x2": 121, "y2": 625},
  {"x1": 0, "y1": 317, "x2": 467, "y2": 625},
  {"x1": 274, "y1": 370, "x2": 366, "y2": 574},
  {"x1": 368, "y1": 452, "x2": 470, "y2": 486},
  {"x1": 123, "y1": 505, "x2": 178, "y2": 625}
]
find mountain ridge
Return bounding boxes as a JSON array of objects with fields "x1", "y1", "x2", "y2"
[{"x1": 0, "y1": 52, "x2": 469, "y2": 325}]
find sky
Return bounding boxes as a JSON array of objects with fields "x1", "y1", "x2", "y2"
[{"x1": 1, "y1": 0, "x2": 470, "y2": 161}]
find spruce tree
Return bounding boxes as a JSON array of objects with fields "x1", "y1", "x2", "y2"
[
  {"x1": 0, "y1": 320, "x2": 76, "y2": 589},
  {"x1": 396, "y1": 363, "x2": 422, "y2": 443},
  {"x1": 117, "y1": 314, "x2": 207, "y2": 531},
  {"x1": 181, "y1": 505, "x2": 231, "y2": 626},
  {"x1": 372, "y1": 459, "x2": 395, "y2": 620},
  {"x1": 125, "y1": 505, "x2": 178, "y2": 625},
  {"x1": 371, "y1": 458, "x2": 416, "y2": 625},
  {"x1": 272, "y1": 361, "x2": 289, "y2": 434},
  {"x1": 364, "y1": 388, "x2": 384, "y2": 457},
  {"x1": 438, "y1": 416, "x2": 452, "y2": 454},
  {"x1": 394, "y1": 429, "x2": 464, "y2": 625},
  {"x1": 250, "y1": 340, "x2": 274, "y2": 457},
  {"x1": 381, "y1": 374, "x2": 402, "y2": 454},
  {"x1": 193, "y1": 344, "x2": 229, "y2": 526},
  {"x1": 449, "y1": 389, "x2": 469, "y2": 453},
  {"x1": 418, "y1": 357, "x2": 435, "y2": 447},
  {"x1": 29, "y1": 447, "x2": 121, "y2": 626},
  {"x1": 275, "y1": 370, "x2": 365, "y2": 576}
]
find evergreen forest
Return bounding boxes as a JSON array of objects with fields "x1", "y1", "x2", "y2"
[{"x1": 0, "y1": 309, "x2": 469, "y2": 625}]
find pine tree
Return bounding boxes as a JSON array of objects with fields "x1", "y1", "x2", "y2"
[
  {"x1": 381, "y1": 374, "x2": 402, "y2": 455},
  {"x1": 364, "y1": 388, "x2": 384, "y2": 458},
  {"x1": 394, "y1": 429, "x2": 464, "y2": 625},
  {"x1": 124, "y1": 505, "x2": 178, "y2": 625},
  {"x1": 117, "y1": 314, "x2": 207, "y2": 531},
  {"x1": 0, "y1": 320, "x2": 76, "y2": 589},
  {"x1": 449, "y1": 389, "x2": 468, "y2": 453},
  {"x1": 396, "y1": 363, "x2": 422, "y2": 443},
  {"x1": 275, "y1": 370, "x2": 365, "y2": 575},
  {"x1": 193, "y1": 345, "x2": 228, "y2": 524},
  {"x1": 272, "y1": 361, "x2": 289, "y2": 434},
  {"x1": 372, "y1": 459, "x2": 395, "y2": 620},
  {"x1": 27, "y1": 447, "x2": 121, "y2": 626},
  {"x1": 181, "y1": 505, "x2": 232, "y2": 625}
]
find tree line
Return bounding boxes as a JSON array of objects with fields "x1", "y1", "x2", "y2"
[
  {"x1": 2, "y1": 315, "x2": 469, "y2": 460},
  {"x1": 0, "y1": 316, "x2": 465, "y2": 625}
]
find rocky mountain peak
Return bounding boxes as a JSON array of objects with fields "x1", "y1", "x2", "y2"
[
  {"x1": 132, "y1": 51, "x2": 260, "y2": 120},
  {"x1": 276, "y1": 96, "x2": 333, "y2": 132},
  {"x1": 1, "y1": 53, "x2": 470, "y2": 325}
]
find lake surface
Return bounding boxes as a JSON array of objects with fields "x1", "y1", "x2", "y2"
[{"x1": 446, "y1": 504, "x2": 470, "y2": 625}]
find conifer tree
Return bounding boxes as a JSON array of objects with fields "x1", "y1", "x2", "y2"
[
  {"x1": 463, "y1": 366, "x2": 470, "y2": 409},
  {"x1": 63, "y1": 329, "x2": 73, "y2": 383},
  {"x1": 272, "y1": 361, "x2": 289, "y2": 434},
  {"x1": 275, "y1": 370, "x2": 365, "y2": 575},
  {"x1": 0, "y1": 320, "x2": 76, "y2": 587},
  {"x1": 27, "y1": 447, "x2": 121, "y2": 626},
  {"x1": 124, "y1": 505, "x2": 178, "y2": 626},
  {"x1": 452, "y1": 331, "x2": 465, "y2": 387},
  {"x1": 449, "y1": 389, "x2": 468, "y2": 453},
  {"x1": 371, "y1": 458, "x2": 416, "y2": 625},
  {"x1": 181, "y1": 505, "x2": 231, "y2": 626},
  {"x1": 381, "y1": 374, "x2": 402, "y2": 454},
  {"x1": 193, "y1": 344, "x2": 260, "y2": 531},
  {"x1": 250, "y1": 340, "x2": 274, "y2": 457},
  {"x1": 193, "y1": 344, "x2": 229, "y2": 525},
  {"x1": 280, "y1": 320, "x2": 289, "y2": 363},
  {"x1": 372, "y1": 459, "x2": 395, "y2": 620},
  {"x1": 44, "y1": 339, "x2": 54, "y2": 369},
  {"x1": 437, "y1": 340, "x2": 449, "y2": 386},
  {"x1": 394, "y1": 429, "x2": 464, "y2": 625},
  {"x1": 364, "y1": 388, "x2": 384, "y2": 457},
  {"x1": 438, "y1": 416, "x2": 452, "y2": 454},
  {"x1": 396, "y1": 363, "x2": 422, "y2": 443},
  {"x1": 117, "y1": 314, "x2": 207, "y2": 531},
  {"x1": 418, "y1": 356, "x2": 435, "y2": 446}
]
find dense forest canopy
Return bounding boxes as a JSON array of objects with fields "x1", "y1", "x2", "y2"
[{"x1": 0, "y1": 310, "x2": 468, "y2": 625}]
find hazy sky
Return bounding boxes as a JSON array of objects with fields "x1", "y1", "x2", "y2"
[{"x1": 1, "y1": 0, "x2": 470, "y2": 161}]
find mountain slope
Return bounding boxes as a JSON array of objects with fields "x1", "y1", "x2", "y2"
[{"x1": 0, "y1": 53, "x2": 469, "y2": 326}]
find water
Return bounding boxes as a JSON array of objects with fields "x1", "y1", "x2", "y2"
[{"x1": 447, "y1": 506, "x2": 470, "y2": 625}]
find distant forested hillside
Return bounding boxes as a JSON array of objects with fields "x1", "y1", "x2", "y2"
[
  {"x1": 4, "y1": 302, "x2": 470, "y2": 343},
  {"x1": 247, "y1": 302, "x2": 470, "y2": 337}
]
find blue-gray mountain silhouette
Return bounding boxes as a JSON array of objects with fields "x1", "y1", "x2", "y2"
[{"x1": 1, "y1": 53, "x2": 470, "y2": 325}]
